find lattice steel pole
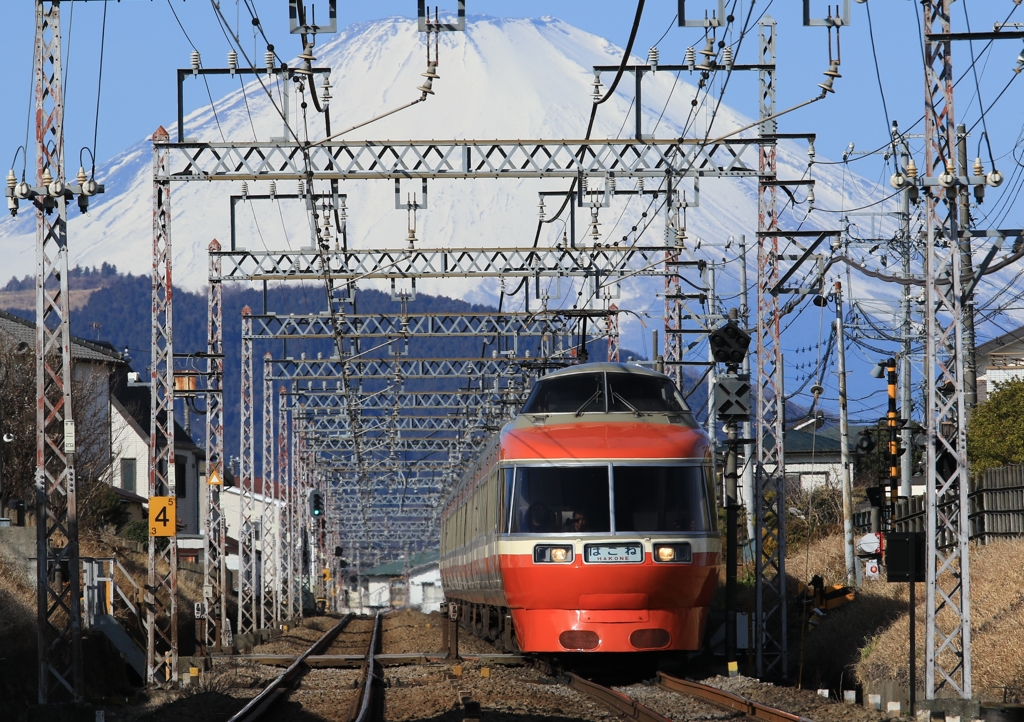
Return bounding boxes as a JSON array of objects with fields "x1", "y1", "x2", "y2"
[
  {"x1": 279, "y1": 384, "x2": 295, "y2": 620},
  {"x1": 606, "y1": 304, "x2": 620, "y2": 362},
  {"x1": 922, "y1": 0, "x2": 972, "y2": 699},
  {"x1": 261, "y1": 352, "x2": 279, "y2": 628},
  {"x1": 238, "y1": 306, "x2": 256, "y2": 635},
  {"x1": 149, "y1": 125, "x2": 178, "y2": 686},
  {"x1": 204, "y1": 239, "x2": 226, "y2": 652},
  {"x1": 664, "y1": 250, "x2": 682, "y2": 388},
  {"x1": 33, "y1": 0, "x2": 83, "y2": 703},
  {"x1": 754, "y1": 14, "x2": 787, "y2": 680}
]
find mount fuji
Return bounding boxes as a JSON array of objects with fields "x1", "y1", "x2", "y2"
[{"x1": 0, "y1": 14, "x2": 890, "y2": 349}]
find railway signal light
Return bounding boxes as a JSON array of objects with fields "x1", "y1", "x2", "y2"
[
  {"x1": 708, "y1": 320, "x2": 751, "y2": 367},
  {"x1": 308, "y1": 489, "x2": 325, "y2": 518}
]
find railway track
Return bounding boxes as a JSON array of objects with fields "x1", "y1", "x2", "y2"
[
  {"x1": 565, "y1": 669, "x2": 820, "y2": 722},
  {"x1": 227, "y1": 612, "x2": 383, "y2": 722},
  {"x1": 208, "y1": 610, "x2": 832, "y2": 722}
]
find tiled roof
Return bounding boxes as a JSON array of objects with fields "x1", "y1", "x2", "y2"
[
  {"x1": 364, "y1": 550, "x2": 440, "y2": 578},
  {"x1": 0, "y1": 308, "x2": 126, "y2": 364}
]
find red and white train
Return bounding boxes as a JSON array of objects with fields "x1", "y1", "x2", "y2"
[{"x1": 439, "y1": 362, "x2": 720, "y2": 653}]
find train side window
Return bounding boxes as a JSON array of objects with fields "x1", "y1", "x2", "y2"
[
  {"x1": 503, "y1": 468, "x2": 515, "y2": 533},
  {"x1": 612, "y1": 465, "x2": 712, "y2": 532},
  {"x1": 509, "y1": 466, "x2": 610, "y2": 533},
  {"x1": 703, "y1": 463, "x2": 719, "y2": 531}
]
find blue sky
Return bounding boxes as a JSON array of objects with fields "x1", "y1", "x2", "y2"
[{"x1": 1, "y1": 1, "x2": 1022, "y2": 423}]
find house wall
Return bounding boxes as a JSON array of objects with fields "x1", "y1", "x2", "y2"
[
  {"x1": 73, "y1": 361, "x2": 113, "y2": 481},
  {"x1": 409, "y1": 566, "x2": 443, "y2": 613},
  {"x1": 109, "y1": 403, "x2": 150, "y2": 497},
  {"x1": 785, "y1": 457, "x2": 844, "y2": 491}
]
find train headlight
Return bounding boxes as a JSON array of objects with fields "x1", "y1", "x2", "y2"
[
  {"x1": 533, "y1": 544, "x2": 574, "y2": 563},
  {"x1": 653, "y1": 543, "x2": 692, "y2": 564}
]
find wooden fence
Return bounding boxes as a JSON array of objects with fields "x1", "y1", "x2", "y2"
[{"x1": 853, "y1": 464, "x2": 1024, "y2": 545}]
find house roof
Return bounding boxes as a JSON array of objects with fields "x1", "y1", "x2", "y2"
[
  {"x1": 0, "y1": 307, "x2": 126, "y2": 364},
  {"x1": 364, "y1": 550, "x2": 440, "y2": 578},
  {"x1": 976, "y1": 325, "x2": 1024, "y2": 358},
  {"x1": 721, "y1": 424, "x2": 863, "y2": 456}
]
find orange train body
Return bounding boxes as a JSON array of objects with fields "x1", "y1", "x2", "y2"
[{"x1": 439, "y1": 363, "x2": 721, "y2": 653}]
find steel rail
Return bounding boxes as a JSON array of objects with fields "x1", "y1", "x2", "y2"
[
  {"x1": 227, "y1": 614, "x2": 353, "y2": 722},
  {"x1": 354, "y1": 610, "x2": 385, "y2": 722},
  {"x1": 565, "y1": 672, "x2": 673, "y2": 722},
  {"x1": 656, "y1": 672, "x2": 813, "y2": 722}
]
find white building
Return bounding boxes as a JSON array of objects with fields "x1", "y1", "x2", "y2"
[
  {"x1": 976, "y1": 326, "x2": 1024, "y2": 402},
  {"x1": 354, "y1": 551, "x2": 441, "y2": 613}
]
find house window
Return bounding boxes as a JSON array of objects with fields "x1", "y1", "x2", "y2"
[
  {"x1": 176, "y1": 461, "x2": 187, "y2": 498},
  {"x1": 121, "y1": 458, "x2": 136, "y2": 494}
]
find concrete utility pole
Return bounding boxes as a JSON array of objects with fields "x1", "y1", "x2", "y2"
[{"x1": 834, "y1": 283, "x2": 855, "y2": 586}]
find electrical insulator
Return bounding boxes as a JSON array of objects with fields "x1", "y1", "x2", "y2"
[
  {"x1": 607, "y1": 175, "x2": 616, "y2": 193},
  {"x1": 269, "y1": 180, "x2": 277, "y2": 197},
  {"x1": 987, "y1": 168, "x2": 1004, "y2": 187},
  {"x1": 938, "y1": 160, "x2": 956, "y2": 188},
  {"x1": 721, "y1": 46, "x2": 733, "y2": 67},
  {"x1": 538, "y1": 197, "x2": 545, "y2": 221},
  {"x1": 241, "y1": 181, "x2": 249, "y2": 197},
  {"x1": 637, "y1": 177, "x2": 645, "y2": 194},
  {"x1": 6, "y1": 170, "x2": 17, "y2": 215},
  {"x1": 807, "y1": 187, "x2": 815, "y2": 206},
  {"x1": 227, "y1": 50, "x2": 237, "y2": 71},
  {"x1": 648, "y1": 46, "x2": 659, "y2": 72},
  {"x1": 592, "y1": 72, "x2": 603, "y2": 100},
  {"x1": 906, "y1": 157, "x2": 918, "y2": 179},
  {"x1": 589, "y1": 206, "x2": 600, "y2": 240},
  {"x1": 41, "y1": 167, "x2": 53, "y2": 190},
  {"x1": 265, "y1": 46, "x2": 276, "y2": 73},
  {"x1": 190, "y1": 50, "x2": 200, "y2": 74},
  {"x1": 807, "y1": 139, "x2": 816, "y2": 161},
  {"x1": 685, "y1": 46, "x2": 696, "y2": 67},
  {"x1": 322, "y1": 77, "x2": 332, "y2": 105},
  {"x1": 297, "y1": 178, "x2": 305, "y2": 196}
]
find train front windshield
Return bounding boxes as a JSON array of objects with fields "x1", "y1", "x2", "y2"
[
  {"x1": 521, "y1": 371, "x2": 694, "y2": 420},
  {"x1": 506, "y1": 464, "x2": 714, "y2": 534}
]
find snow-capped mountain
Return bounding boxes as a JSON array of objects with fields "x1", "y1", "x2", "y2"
[{"x1": 0, "y1": 14, "x2": 889, "y2": 344}]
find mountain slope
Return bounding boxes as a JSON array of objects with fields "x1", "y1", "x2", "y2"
[{"x1": 0, "y1": 13, "x2": 886, "y2": 335}]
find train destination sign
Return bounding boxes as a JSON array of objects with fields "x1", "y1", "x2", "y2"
[{"x1": 584, "y1": 543, "x2": 643, "y2": 563}]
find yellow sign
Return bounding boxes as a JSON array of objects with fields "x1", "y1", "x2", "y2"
[
  {"x1": 149, "y1": 496, "x2": 176, "y2": 537},
  {"x1": 207, "y1": 469, "x2": 223, "y2": 486}
]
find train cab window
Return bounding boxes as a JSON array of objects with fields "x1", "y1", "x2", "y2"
[
  {"x1": 606, "y1": 373, "x2": 695, "y2": 421},
  {"x1": 508, "y1": 466, "x2": 611, "y2": 533},
  {"x1": 521, "y1": 373, "x2": 604, "y2": 414},
  {"x1": 612, "y1": 465, "x2": 712, "y2": 532}
]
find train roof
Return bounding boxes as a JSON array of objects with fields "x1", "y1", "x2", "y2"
[{"x1": 538, "y1": 362, "x2": 666, "y2": 379}]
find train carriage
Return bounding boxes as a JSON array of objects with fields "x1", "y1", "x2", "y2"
[{"x1": 439, "y1": 362, "x2": 721, "y2": 653}]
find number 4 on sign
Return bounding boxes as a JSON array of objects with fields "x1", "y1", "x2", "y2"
[{"x1": 150, "y1": 496, "x2": 176, "y2": 537}]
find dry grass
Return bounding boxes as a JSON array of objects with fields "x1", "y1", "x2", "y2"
[
  {"x1": 788, "y1": 534, "x2": 907, "y2": 690},
  {"x1": 0, "y1": 551, "x2": 40, "y2": 715},
  {"x1": 794, "y1": 534, "x2": 1024, "y2": 699},
  {"x1": 854, "y1": 536, "x2": 1024, "y2": 701}
]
